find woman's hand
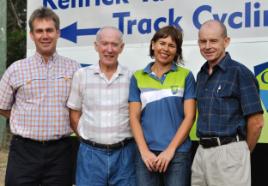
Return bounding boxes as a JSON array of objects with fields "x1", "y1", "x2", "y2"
[
  {"x1": 155, "y1": 147, "x2": 175, "y2": 173},
  {"x1": 141, "y1": 149, "x2": 158, "y2": 172}
]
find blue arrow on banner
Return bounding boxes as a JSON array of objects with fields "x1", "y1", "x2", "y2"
[{"x1": 60, "y1": 22, "x2": 100, "y2": 43}]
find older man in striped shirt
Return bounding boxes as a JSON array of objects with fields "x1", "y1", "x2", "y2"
[
  {"x1": 67, "y1": 26, "x2": 136, "y2": 186},
  {"x1": 0, "y1": 7, "x2": 80, "y2": 186}
]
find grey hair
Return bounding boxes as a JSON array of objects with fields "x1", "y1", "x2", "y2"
[{"x1": 95, "y1": 26, "x2": 123, "y2": 42}]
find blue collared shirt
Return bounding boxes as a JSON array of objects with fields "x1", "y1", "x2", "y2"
[{"x1": 196, "y1": 53, "x2": 263, "y2": 137}]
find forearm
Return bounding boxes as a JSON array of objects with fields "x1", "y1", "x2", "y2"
[
  {"x1": 0, "y1": 109, "x2": 11, "y2": 119},
  {"x1": 129, "y1": 102, "x2": 159, "y2": 171},
  {"x1": 129, "y1": 106, "x2": 149, "y2": 153},
  {"x1": 129, "y1": 102, "x2": 152, "y2": 155},
  {"x1": 69, "y1": 109, "x2": 81, "y2": 136},
  {"x1": 247, "y1": 113, "x2": 264, "y2": 152},
  {"x1": 155, "y1": 99, "x2": 195, "y2": 173},
  {"x1": 168, "y1": 116, "x2": 195, "y2": 151}
]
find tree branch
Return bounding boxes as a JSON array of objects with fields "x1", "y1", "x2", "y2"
[{"x1": 8, "y1": 0, "x2": 22, "y2": 29}]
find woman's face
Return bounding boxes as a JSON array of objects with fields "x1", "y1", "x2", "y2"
[{"x1": 151, "y1": 36, "x2": 177, "y2": 65}]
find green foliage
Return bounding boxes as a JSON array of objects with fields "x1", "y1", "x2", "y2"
[
  {"x1": 7, "y1": 30, "x2": 26, "y2": 67},
  {"x1": 6, "y1": 0, "x2": 26, "y2": 67}
]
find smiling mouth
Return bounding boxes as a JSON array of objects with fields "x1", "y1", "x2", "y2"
[
  {"x1": 41, "y1": 42, "x2": 51, "y2": 46},
  {"x1": 160, "y1": 53, "x2": 169, "y2": 58},
  {"x1": 104, "y1": 55, "x2": 115, "y2": 58},
  {"x1": 204, "y1": 51, "x2": 214, "y2": 56}
]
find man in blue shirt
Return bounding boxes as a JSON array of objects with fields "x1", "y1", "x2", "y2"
[{"x1": 191, "y1": 20, "x2": 264, "y2": 186}]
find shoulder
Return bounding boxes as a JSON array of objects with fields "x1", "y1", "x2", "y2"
[
  {"x1": 177, "y1": 66, "x2": 192, "y2": 74},
  {"x1": 5, "y1": 57, "x2": 30, "y2": 75},
  {"x1": 75, "y1": 64, "x2": 95, "y2": 76},
  {"x1": 227, "y1": 59, "x2": 254, "y2": 77},
  {"x1": 133, "y1": 69, "x2": 145, "y2": 77},
  {"x1": 57, "y1": 55, "x2": 80, "y2": 69},
  {"x1": 176, "y1": 65, "x2": 194, "y2": 79},
  {"x1": 132, "y1": 69, "x2": 148, "y2": 83},
  {"x1": 119, "y1": 64, "x2": 133, "y2": 78},
  {"x1": 177, "y1": 65, "x2": 191, "y2": 73}
]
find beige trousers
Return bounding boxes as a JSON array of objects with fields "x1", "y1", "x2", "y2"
[{"x1": 191, "y1": 141, "x2": 251, "y2": 186}]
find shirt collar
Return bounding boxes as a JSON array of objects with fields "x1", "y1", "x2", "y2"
[
  {"x1": 143, "y1": 62, "x2": 178, "y2": 74},
  {"x1": 93, "y1": 62, "x2": 125, "y2": 76},
  {"x1": 34, "y1": 52, "x2": 58, "y2": 64},
  {"x1": 200, "y1": 52, "x2": 231, "y2": 73}
]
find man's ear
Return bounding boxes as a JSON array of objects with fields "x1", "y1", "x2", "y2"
[
  {"x1": 57, "y1": 29, "x2": 60, "y2": 39},
  {"x1": 119, "y1": 42, "x2": 125, "y2": 54},
  {"x1": 30, "y1": 31, "x2": 34, "y2": 41},
  {"x1": 224, "y1": 37, "x2": 230, "y2": 48},
  {"x1": 94, "y1": 41, "x2": 98, "y2": 52}
]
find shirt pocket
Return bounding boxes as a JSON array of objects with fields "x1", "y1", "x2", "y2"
[
  {"x1": 20, "y1": 77, "x2": 47, "y2": 104},
  {"x1": 52, "y1": 74, "x2": 73, "y2": 103},
  {"x1": 213, "y1": 83, "x2": 239, "y2": 115}
]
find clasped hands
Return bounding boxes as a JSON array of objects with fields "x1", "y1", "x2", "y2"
[{"x1": 141, "y1": 148, "x2": 175, "y2": 173}]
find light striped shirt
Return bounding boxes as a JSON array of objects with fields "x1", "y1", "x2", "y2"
[
  {"x1": 67, "y1": 63, "x2": 133, "y2": 144},
  {"x1": 0, "y1": 52, "x2": 80, "y2": 140}
]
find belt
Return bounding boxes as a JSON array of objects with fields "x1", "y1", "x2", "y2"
[
  {"x1": 80, "y1": 137, "x2": 134, "y2": 150},
  {"x1": 199, "y1": 135, "x2": 245, "y2": 148},
  {"x1": 13, "y1": 135, "x2": 69, "y2": 145}
]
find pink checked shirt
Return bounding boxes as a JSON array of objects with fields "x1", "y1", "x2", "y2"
[{"x1": 0, "y1": 52, "x2": 80, "y2": 140}]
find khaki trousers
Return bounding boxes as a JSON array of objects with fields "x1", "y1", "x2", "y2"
[{"x1": 191, "y1": 141, "x2": 251, "y2": 186}]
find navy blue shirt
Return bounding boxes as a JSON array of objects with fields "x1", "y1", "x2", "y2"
[{"x1": 196, "y1": 53, "x2": 263, "y2": 138}]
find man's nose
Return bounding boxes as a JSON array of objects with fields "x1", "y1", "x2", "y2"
[
  {"x1": 205, "y1": 41, "x2": 211, "y2": 49},
  {"x1": 107, "y1": 44, "x2": 113, "y2": 52},
  {"x1": 42, "y1": 31, "x2": 49, "y2": 38}
]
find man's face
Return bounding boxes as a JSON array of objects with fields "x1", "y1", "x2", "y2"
[
  {"x1": 94, "y1": 28, "x2": 124, "y2": 67},
  {"x1": 30, "y1": 18, "x2": 59, "y2": 57},
  {"x1": 198, "y1": 22, "x2": 230, "y2": 65}
]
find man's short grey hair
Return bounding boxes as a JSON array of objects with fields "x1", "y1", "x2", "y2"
[{"x1": 96, "y1": 26, "x2": 123, "y2": 42}]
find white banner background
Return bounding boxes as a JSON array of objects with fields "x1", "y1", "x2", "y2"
[{"x1": 27, "y1": 0, "x2": 268, "y2": 142}]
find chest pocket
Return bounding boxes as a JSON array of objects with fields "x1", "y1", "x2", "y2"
[
  {"x1": 20, "y1": 77, "x2": 47, "y2": 103},
  {"x1": 19, "y1": 74, "x2": 73, "y2": 104},
  {"x1": 214, "y1": 82, "x2": 238, "y2": 98},
  {"x1": 51, "y1": 74, "x2": 73, "y2": 103},
  {"x1": 212, "y1": 82, "x2": 240, "y2": 115}
]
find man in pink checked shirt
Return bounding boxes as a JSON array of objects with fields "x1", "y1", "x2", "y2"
[{"x1": 0, "y1": 7, "x2": 80, "y2": 186}]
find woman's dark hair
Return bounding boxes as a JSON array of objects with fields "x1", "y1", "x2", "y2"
[{"x1": 150, "y1": 25, "x2": 183, "y2": 64}]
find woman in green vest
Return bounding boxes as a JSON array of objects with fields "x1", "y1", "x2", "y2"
[{"x1": 129, "y1": 25, "x2": 196, "y2": 186}]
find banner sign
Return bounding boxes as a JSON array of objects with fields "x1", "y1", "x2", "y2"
[
  {"x1": 28, "y1": 0, "x2": 268, "y2": 47},
  {"x1": 27, "y1": 0, "x2": 268, "y2": 142}
]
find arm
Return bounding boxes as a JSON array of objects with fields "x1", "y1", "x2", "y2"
[
  {"x1": 155, "y1": 99, "x2": 196, "y2": 172},
  {"x1": 129, "y1": 102, "x2": 157, "y2": 171},
  {"x1": 69, "y1": 109, "x2": 81, "y2": 137},
  {"x1": 0, "y1": 109, "x2": 11, "y2": 119},
  {"x1": 0, "y1": 68, "x2": 15, "y2": 119},
  {"x1": 246, "y1": 113, "x2": 264, "y2": 152}
]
